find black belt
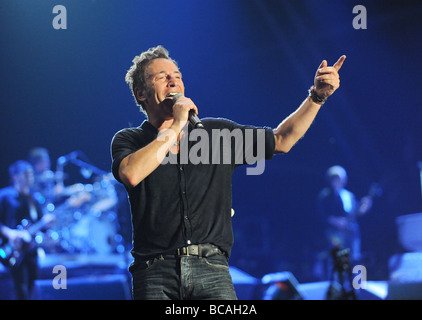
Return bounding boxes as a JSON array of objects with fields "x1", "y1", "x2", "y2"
[
  {"x1": 174, "y1": 243, "x2": 224, "y2": 258},
  {"x1": 132, "y1": 243, "x2": 225, "y2": 262}
]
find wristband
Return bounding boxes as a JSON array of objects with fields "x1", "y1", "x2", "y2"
[{"x1": 308, "y1": 86, "x2": 326, "y2": 105}]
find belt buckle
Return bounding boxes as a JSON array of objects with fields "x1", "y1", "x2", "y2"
[{"x1": 178, "y1": 246, "x2": 189, "y2": 257}]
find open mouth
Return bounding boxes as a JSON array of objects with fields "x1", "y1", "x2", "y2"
[
  {"x1": 162, "y1": 93, "x2": 179, "y2": 109},
  {"x1": 165, "y1": 92, "x2": 183, "y2": 104},
  {"x1": 166, "y1": 92, "x2": 179, "y2": 98}
]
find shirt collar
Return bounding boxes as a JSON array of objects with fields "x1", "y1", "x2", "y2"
[{"x1": 141, "y1": 120, "x2": 159, "y2": 135}]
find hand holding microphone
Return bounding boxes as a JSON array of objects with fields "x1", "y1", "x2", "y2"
[{"x1": 169, "y1": 93, "x2": 204, "y2": 128}]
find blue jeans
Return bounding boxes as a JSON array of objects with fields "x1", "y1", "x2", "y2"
[{"x1": 130, "y1": 253, "x2": 238, "y2": 300}]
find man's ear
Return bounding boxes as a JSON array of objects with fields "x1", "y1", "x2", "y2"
[{"x1": 134, "y1": 87, "x2": 146, "y2": 103}]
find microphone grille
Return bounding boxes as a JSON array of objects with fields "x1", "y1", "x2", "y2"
[{"x1": 171, "y1": 93, "x2": 183, "y2": 104}]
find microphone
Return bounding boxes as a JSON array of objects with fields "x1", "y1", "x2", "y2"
[{"x1": 171, "y1": 93, "x2": 204, "y2": 128}]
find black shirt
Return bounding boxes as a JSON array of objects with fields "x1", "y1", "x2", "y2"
[{"x1": 111, "y1": 117, "x2": 275, "y2": 259}]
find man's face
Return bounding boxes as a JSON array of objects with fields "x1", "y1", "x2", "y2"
[
  {"x1": 13, "y1": 169, "x2": 34, "y2": 191},
  {"x1": 330, "y1": 175, "x2": 346, "y2": 191},
  {"x1": 142, "y1": 58, "x2": 185, "y2": 117},
  {"x1": 34, "y1": 158, "x2": 51, "y2": 173}
]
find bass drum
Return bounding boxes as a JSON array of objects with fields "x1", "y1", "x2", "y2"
[{"x1": 66, "y1": 212, "x2": 122, "y2": 254}]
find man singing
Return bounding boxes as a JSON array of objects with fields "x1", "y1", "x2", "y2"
[{"x1": 111, "y1": 45, "x2": 345, "y2": 300}]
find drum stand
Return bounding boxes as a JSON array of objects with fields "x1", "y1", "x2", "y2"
[{"x1": 326, "y1": 246, "x2": 357, "y2": 300}]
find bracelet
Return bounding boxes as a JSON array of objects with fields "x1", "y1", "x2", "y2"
[{"x1": 308, "y1": 86, "x2": 326, "y2": 105}]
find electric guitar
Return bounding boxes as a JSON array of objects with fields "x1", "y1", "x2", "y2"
[
  {"x1": 326, "y1": 182, "x2": 382, "y2": 249},
  {"x1": 0, "y1": 214, "x2": 55, "y2": 268}
]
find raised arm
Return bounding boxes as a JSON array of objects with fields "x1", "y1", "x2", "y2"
[{"x1": 273, "y1": 55, "x2": 346, "y2": 153}]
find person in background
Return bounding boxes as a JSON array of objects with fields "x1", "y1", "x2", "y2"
[
  {"x1": 317, "y1": 165, "x2": 373, "y2": 265},
  {"x1": 0, "y1": 160, "x2": 53, "y2": 299},
  {"x1": 28, "y1": 147, "x2": 64, "y2": 211}
]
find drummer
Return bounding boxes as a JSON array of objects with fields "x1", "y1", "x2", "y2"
[{"x1": 28, "y1": 147, "x2": 65, "y2": 212}]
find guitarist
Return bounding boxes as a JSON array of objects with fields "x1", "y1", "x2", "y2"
[
  {"x1": 0, "y1": 160, "x2": 45, "y2": 300},
  {"x1": 316, "y1": 165, "x2": 373, "y2": 265}
]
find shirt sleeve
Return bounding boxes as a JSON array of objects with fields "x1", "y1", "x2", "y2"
[{"x1": 110, "y1": 128, "x2": 144, "y2": 184}]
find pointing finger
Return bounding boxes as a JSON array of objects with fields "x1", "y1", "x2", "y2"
[{"x1": 333, "y1": 55, "x2": 346, "y2": 71}]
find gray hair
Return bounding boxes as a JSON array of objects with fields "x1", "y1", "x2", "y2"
[
  {"x1": 326, "y1": 165, "x2": 348, "y2": 183},
  {"x1": 125, "y1": 45, "x2": 178, "y2": 113}
]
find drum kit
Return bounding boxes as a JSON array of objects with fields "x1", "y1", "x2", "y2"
[{"x1": 36, "y1": 151, "x2": 127, "y2": 256}]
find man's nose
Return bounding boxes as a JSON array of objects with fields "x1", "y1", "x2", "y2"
[{"x1": 167, "y1": 74, "x2": 177, "y2": 86}]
